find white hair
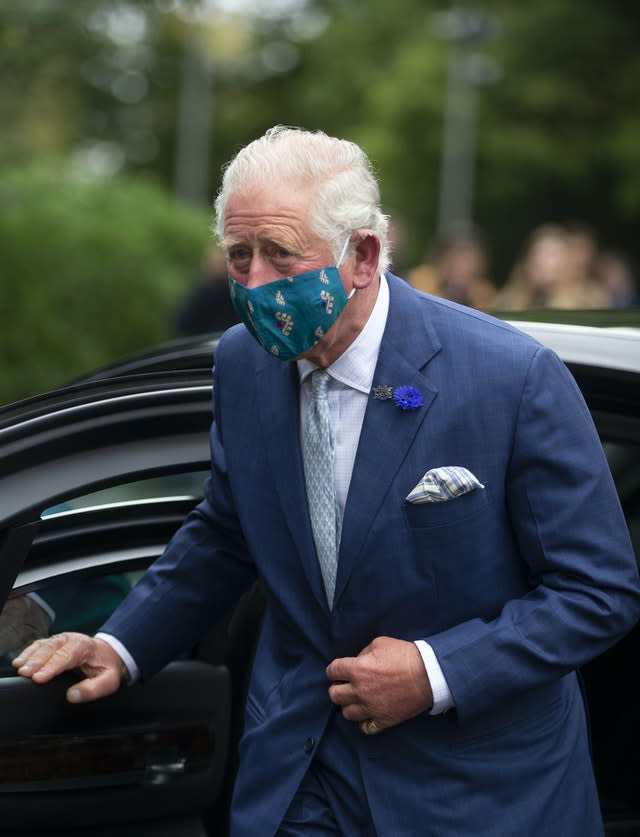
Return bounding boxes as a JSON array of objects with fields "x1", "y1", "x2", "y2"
[{"x1": 214, "y1": 125, "x2": 390, "y2": 272}]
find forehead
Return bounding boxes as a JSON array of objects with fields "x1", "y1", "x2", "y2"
[{"x1": 222, "y1": 182, "x2": 316, "y2": 247}]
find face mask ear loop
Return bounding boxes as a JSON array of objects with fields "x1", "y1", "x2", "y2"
[
  {"x1": 337, "y1": 234, "x2": 358, "y2": 300},
  {"x1": 336, "y1": 235, "x2": 352, "y2": 268}
]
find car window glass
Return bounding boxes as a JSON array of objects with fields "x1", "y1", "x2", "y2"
[
  {"x1": 2, "y1": 472, "x2": 207, "y2": 673},
  {"x1": 41, "y1": 471, "x2": 208, "y2": 516}
]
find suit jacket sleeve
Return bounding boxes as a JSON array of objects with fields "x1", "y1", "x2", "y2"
[
  {"x1": 427, "y1": 345, "x2": 639, "y2": 724},
  {"x1": 99, "y1": 361, "x2": 257, "y2": 680}
]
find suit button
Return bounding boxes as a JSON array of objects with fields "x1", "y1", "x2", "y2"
[{"x1": 304, "y1": 737, "x2": 315, "y2": 754}]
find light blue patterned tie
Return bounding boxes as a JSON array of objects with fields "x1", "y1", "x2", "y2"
[{"x1": 303, "y1": 369, "x2": 339, "y2": 607}]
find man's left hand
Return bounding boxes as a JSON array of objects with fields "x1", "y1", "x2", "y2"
[{"x1": 326, "y1": 636, "x2": 433, "y2": 734}]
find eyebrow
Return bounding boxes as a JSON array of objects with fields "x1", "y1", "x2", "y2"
[
  {"x1": 220, "y1": 237, "x2": 243, "y2": 251},
  {"x1": 221, "y1": 237, "x2": 301, "y2": 254}
]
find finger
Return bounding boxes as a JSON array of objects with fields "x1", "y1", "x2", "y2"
[
  {"x1": 12, "y1": 636, "x2": 64, "y2": 673},
  {"x1": 326, "y1": 656, "x2": 357, "y2": 683},
  {"x1": 10, "y1": 637, "x2": 45, "y2": 668},
  {"x1": 341, "y1": 703, "x2": 370, "y2": 723},
  {"x1": 66, "y1": 668, "x2": 122, "y2": 704},
  {"x1": 327, "y1": 681, "x2": 357, "y2": 706},
  {"x1": 14, "y1": 633, "x2": 89, "y2": 682}
]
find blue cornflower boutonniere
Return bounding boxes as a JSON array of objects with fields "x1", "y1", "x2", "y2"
[{"x1": 372, "y1": 384, "x2": 423, "y2": 411}]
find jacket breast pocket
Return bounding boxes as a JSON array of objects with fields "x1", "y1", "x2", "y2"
[{"x1": 403, "y1": 486, "x2": 489, "y2": 530}]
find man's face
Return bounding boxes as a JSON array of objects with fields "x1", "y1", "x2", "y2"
[
  {"x1": 222, "y1": 183, "x2": 343, "y2": 289},
  {"x1": 221, "y1": 181, "x2": 380, "y2": 367}
]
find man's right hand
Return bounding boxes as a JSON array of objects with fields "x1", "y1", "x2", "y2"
[{"x1": 11, "y1": 633, "x2": 125, "y2": 704}]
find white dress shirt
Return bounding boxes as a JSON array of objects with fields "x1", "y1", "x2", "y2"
[{"x1": 100, "y1": 274, "x2": 453, "y2": 713}]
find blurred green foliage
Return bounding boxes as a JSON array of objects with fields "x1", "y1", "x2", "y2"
[
  {"x1": 3, "y1": 0, "x2": 640, "y2": 277},
  {"x1": 0, "y1": 164, "x2": 211, "y2": 403}
]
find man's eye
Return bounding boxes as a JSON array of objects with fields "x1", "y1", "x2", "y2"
[
  {"x1": 228, "y1": 248, "x2": 251, "y2": 264},
  {"x1": 265, "y1": 243, "x2": 295, "y2": 260},
  {"x1": 269, "y1": 248, "x2": 296, "y2": 269}
]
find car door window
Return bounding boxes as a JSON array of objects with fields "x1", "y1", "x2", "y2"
[
  {"x1": 1, "y1": 471, "x2": 208, "y2": 671},
  {"x1": 42, "y1": 471, "x2": 208, "y2": 516}
]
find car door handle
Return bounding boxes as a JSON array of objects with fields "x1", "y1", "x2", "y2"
[
  {"x1": 146, "y1": 757, "x2": 187, "y2": 785},
  {"x1": 0, "y1": 721, "x2": 214, "y2": 791}
]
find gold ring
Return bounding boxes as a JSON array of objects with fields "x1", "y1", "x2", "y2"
[{"x1": 363, "y1": 719, "x2": 381, "y2": 735}]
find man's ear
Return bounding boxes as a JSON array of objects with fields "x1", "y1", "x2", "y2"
[{"x1": 352, "y1": 233, "x2": 381, "y2": 289}]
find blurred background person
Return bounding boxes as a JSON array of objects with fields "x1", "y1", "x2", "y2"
[
  {"x1": 595, "y1": 250, "x2": 639, "y2": 308},
  {"x1": 496, "y1": 223, "x2": 610, "y2": 310},
  {"x1": 173, "y1": 243, "x2": 239, "y2": 337},
  {"x1": 407, "y1": 228, "x2": 497, "y2": 311},
  {"x1": 565, "y1": 221, "x2": 600, "y2": 287}
]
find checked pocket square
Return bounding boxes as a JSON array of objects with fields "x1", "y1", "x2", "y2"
[{"x1": 406, "y1": 466, "x2": 485, "y2": 504}]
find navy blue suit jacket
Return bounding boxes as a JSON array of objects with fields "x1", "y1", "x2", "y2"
[{"x1": 103, "y1": 274, "x2": 640, "y2": 836}]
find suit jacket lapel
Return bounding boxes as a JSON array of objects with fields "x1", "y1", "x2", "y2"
[
  {"x1": 254, "y1": 354, "x2": 329, "y2": 610},
  {"x1": 335, "y1": 276, "x2": 442, "y2": 605},
  {"x1": 252, "y1": 276, "x2": 443, "y2": 612}
]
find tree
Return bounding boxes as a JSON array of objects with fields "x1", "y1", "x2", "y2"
[{"x1": 0, "y1": 164, "x2": 211, "y2": 403}]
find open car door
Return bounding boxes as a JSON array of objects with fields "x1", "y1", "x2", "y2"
[{"x1": 0, "y1": 372, "x2": 238, "y2": 836}]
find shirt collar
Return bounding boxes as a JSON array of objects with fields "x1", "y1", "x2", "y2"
[{"x1": 298, "y1": 273, "x2": 389, "y2": 394}]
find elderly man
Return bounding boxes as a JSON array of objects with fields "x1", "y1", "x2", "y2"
[{"x1": 14, "y1": 127, "x2": 640, "y2": 836}]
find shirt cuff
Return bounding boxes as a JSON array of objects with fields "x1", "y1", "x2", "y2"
[
  {"x1": 414, "y1": 639, "x2": 454, "y2": 715},
  {"x1": 95, "y1": 632, "x2": 140, "y2": 684}
]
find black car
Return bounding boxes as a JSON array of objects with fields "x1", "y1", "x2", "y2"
[{"x1": 0, "y1": 321, "x2": 639, "y2": 836}]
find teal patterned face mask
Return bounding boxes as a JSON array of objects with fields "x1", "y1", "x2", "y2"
[{"x1": 227, "y1": 238, "x2": 352, "y2": 361}]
